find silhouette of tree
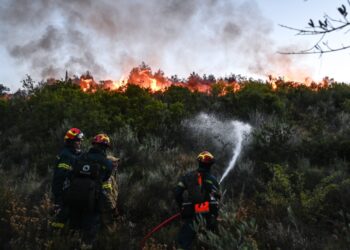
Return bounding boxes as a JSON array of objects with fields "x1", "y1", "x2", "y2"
[
  {"x1": 0, "y1": 84, "x2": 10, "y2": 96},
  {"x1": 21, "y1": 74, "x2": 36, "y2": 94}
]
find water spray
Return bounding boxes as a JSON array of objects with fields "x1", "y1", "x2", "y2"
[
  {"x1": 185, "y1": 113, "x2": 252, "y2": 184},
  {"x1": 219, "y1": 121, "x2": 252, "y2": 184}
]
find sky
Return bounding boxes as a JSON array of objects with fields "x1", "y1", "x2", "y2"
[{"x1": 0, "y1": 0, "x2": 349, "y2": 91}]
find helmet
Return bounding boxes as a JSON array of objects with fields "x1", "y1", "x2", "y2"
[
  {"x1": 64, "y1": 128, "x2": 84, "y2": 142},
  {"x1": 197, "y1": 151, "x2": 215, "y2": 165},
  {"x1": 92, "y1": 133, "x2": 111, "y2": 147}
]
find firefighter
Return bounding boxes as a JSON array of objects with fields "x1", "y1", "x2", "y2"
[
  {"x1": 100, "y1": 155, "x2": 120, "y2": 233},
  {"x1": 66, "y1": 133, "x2": 113, "y2": 245},
  {"x1": 51, "y1": 127, "x2": 84, "y2": 229},
  {"x1": 174, "y1": 151, "x2": 221, "y2": 250}
]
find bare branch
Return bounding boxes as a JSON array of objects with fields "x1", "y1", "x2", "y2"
[
  {"x1": 324, "y1": 14, "x2": 345, "y2": 26},
  {"x1": 278, "y1": 44, "x2": 350, "y2": 55},
  {"x1": 279, "y1": 22, "x2": 350, "y2": 36},
  {"x1": 280, "y1": 1, "x2": 350, "y2": 54}
]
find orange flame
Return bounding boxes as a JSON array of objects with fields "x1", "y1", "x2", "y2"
[
  {"x1": 79, "y1": 72, "x2": 98, "y2": 92},
  {"x1": 77, "y1": 65, "x2": 334, "y2": 94},
  {"x1": 267, "y1": 74, "x2": 333, "y2": 91}
]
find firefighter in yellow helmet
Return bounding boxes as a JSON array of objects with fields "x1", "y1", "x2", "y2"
[
  {"x1": 174, "y1": 151, "x2": 221, "y2": 250},
  {"x1": 51, "y1": 128, "x2": 84, "y2": 229}
]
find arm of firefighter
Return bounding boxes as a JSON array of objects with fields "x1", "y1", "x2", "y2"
[
  {"x1": 174, "y1": 177, "x2": 186, "y2": 208},
  {"x1": 101, "y1": 158, "x2": 113, "y2": 182},
  {"x1": 52, "y1": 155, "x2": 72, "y2": 203},
  {"x1": 204, "y1": 175, "x2": 222, "y2": 201},
  {"x1": 206, "y1": 176, "x2": 221, "y2": 201},
  {"x1": 212, "y1": 178, "x2": 222, "y2": 201}
]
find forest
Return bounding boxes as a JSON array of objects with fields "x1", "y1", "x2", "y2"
[{"x1": 0, "y1": 68, "x2": 350, "y2": 249}]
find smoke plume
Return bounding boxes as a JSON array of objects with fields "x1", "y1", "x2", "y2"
[{"x1": 0, "y1": 0, "x2": 310, "y2": 82}]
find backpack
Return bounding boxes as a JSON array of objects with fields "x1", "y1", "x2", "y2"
[{"x1": 64, "y1": 153, "x2": 102, "y2": 213}]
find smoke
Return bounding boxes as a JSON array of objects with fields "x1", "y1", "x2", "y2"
[
  {"x1": 184, "y1": 113, "x2": 252, "y2": 182},
  {"x1": 0, "y1": 0, "x2": 309, "y2": 82}
]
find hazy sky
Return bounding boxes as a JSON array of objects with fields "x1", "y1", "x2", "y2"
[{"x1": 0, "y1": 0, "x2": 349, "y2": 91}]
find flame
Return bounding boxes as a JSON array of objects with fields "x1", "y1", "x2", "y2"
[
  {"x1": 79, "y1": 72, "x2": 98, "y2": 92},
  {"x1": 77, "y1": 64, "x2": 245, "y2": 94},
  {"x1": 80, "y1": 78, "x2": 94, "y2": 92},
  {"x1": 77, "y1": 65, "x2": 334, "y2": 94},
  {"x1": 127, "y1": 67, "x2": 171, "y2": 91},
  {"x1": 267, "y1": 73, "x2": 333, "y2": 91},
  {"x1": 102, "y1": 75, "x2": 128, "y2": 91}
]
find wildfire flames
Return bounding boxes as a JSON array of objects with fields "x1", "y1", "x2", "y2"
[
  {"x1": 77, "y1": 64, "x2": 334, "y2": 94},
  {"x1": 76, "y1": 64, "x2": 242, "y2": 94},
  {"x1": 268, "y1": 74, "x2": 333, "y2": 91}
]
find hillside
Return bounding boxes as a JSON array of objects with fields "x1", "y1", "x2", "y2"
[{"x1": 1, "y1": 75, "x2": 350, "y2": 249}]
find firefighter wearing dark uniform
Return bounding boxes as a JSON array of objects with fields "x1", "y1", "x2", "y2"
[
  {"x1": 51, "y1": 127, "x2": 84, "y2": 229},
  {"x1": 67, "y1": 133, "x2": 113, "y2": 245},
  {"x1": 174, "y1": 151, "x2": 221, "y2": 250}
]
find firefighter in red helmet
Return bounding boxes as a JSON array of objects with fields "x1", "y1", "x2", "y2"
[{"x1": 51, "y1": 128, "x2": 84, "y2": 229}]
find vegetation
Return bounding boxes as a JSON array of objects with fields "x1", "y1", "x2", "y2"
[{"x1": 0, "y1": 75, "x2": 350, "y2": 249}]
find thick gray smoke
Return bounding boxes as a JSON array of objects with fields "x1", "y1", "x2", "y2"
[
  {"x1": 0, "y1": 0, "x2": 308, "y2": 82},
  {"x1": 184, "y1": 113, "x2": 252, "y2": 182}
]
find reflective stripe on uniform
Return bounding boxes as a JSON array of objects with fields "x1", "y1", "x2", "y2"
[
  {"x1": 195, "y1": 201, "x2": 210, "y2": 213},
  {"x1": 177, "y1": 181, "x2": 185, "y2": 188},
  {"x1": 57, "y1": 163, "x2": 72, "y2": 170},
  {"x1": 205, "y1": 180, "x2": 213, "y2": 185},
  {"x1": 182, "y1": 202, "x2": 192, "y2": 206},
  {"x1": 102, "y1": 182, "x2": 112, "y2": 190},
  {"x1": 51, "y1": 221, "x2": 65, "y2": 229}
]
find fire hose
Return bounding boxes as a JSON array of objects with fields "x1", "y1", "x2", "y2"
[{"x1": 140, "y1": 212, "x2": 181, "y2": 249}]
